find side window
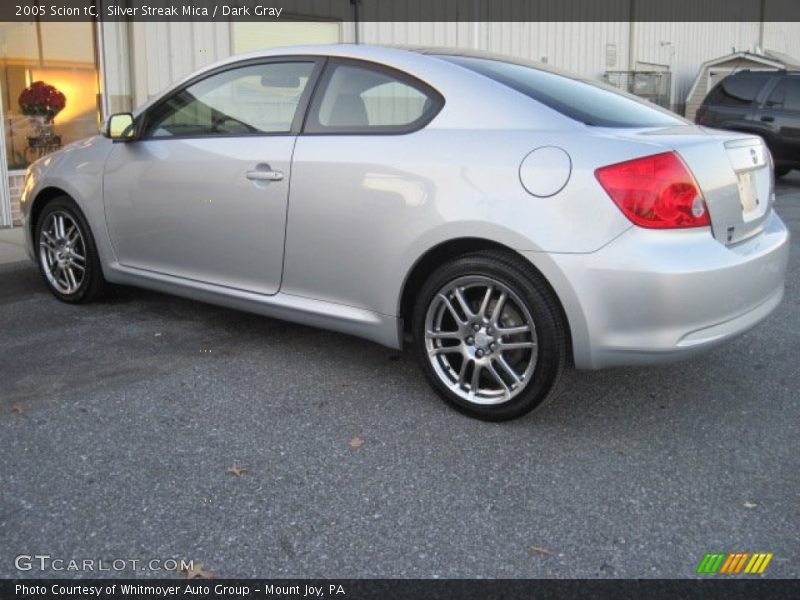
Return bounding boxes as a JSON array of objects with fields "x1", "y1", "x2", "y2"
[
  {"x1": 766, "y1": 79, "x2": 800, "y2": 111},
  {"x1": 144, "y1": 62, "x2": 316, "y2": 138},
  {"x1": 306, "y1": 62, "x2": 442, "y2": 133},
  {"x1": 712, "y1": 76, "x2": 764, "y2": 107},
  {"x1": 786, "y1": 79, "x2": 800, "y2": 111},
  {"x1": 766, "y1": 80, "x2": 785, "y2": 108}
]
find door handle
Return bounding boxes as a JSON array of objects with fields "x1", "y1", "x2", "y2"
[
  {"x1": 246, "y1": 169, "x2": 283, "y2": 182},
  {"x1": 760, "y1": 115, "x2": 775, "y2": 123}
]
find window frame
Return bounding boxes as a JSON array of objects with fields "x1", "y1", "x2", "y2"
[
  {"x1": 137, "y1": 56, "x2": 327, "y2": 141},
  {"x1": 302, "y1": 58, "x2": 445, "y2": 136}
]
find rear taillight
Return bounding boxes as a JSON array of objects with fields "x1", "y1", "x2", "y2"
[{"x1": 595, "y1": 151, "x2": 710, "y2": 229}]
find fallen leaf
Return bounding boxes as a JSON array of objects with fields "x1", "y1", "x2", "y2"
[
  {"x1": 11, "y1": 403, "x2": 26, "y2": 416},
  {"x1": 226, "y1": 465, "x2": 247, "y2": 477},
  {"x1": 743, "y1": 501, "x2": 757, "y2": 509},
  {"x1": 530, "y1": 545, "x2": 556, "y2": 556},
  {"x1": 349, "y1": 437, "x2": 365, "y2": 449},
  {"x1": 180, "y1": 563, "x2": 215, "y2": 579}
]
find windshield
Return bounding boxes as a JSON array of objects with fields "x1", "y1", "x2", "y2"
[{"x1": 439, "y1": 54, "x2": 685, "y2": 128}]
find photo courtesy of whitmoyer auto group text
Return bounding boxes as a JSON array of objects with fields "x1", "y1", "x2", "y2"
[{"x1": 0, "y1": 0, "x2": 798, "y2": 598}]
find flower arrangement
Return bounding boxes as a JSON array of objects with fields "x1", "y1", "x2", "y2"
[{"x1": 18, "y1": 81, "x2": 66, "y2": 122}]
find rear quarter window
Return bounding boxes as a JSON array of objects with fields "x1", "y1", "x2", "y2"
[
  {"x1": 440, "y1": 55, "x2": 684, "y2": 128},
  {"x1": 706, "y1": 76, "x2": 765, "y2": 107}
]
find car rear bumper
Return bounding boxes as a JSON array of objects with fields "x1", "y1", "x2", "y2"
[{"x1": 527, "y1": 209, "x2": 790, "y2": 369}]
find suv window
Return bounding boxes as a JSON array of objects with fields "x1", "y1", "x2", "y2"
[
  {"x1": 305, "y1": 61, "x2": 442, "y2": 133},
  {"x1": 439, "y1": 55, "x2": 683, "y2": 128},
  {"x1": 707, "y1": 75, "x2": 764, "y2": 107},
  {"x1": 144, "y1": 62, "x2": 316, "y2": 138},
  {"x1": 765, "y1": 78, "x2": 800, "y2": 111}
]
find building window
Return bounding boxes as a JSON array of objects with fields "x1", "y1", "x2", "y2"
[{"x1": 0, "y1": 22, "x2": 100, "y2": 171}]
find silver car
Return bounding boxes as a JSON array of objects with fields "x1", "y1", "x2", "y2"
[{"x1": 20, "y1": 45, "x2": 789, "y2": 421}]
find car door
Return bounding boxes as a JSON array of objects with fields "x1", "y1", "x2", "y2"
[
  {"x1": 755, "y1": 76, "x2": 800, "y2": 166},
  {"x1": 103, "y1": 58, "x2": 323, "y2": 295},
  {"x1": 283, "y1": 59, "x2": 444, "y2": 314}
]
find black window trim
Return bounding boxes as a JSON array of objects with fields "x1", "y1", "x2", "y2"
[
  {"x1": 136, "y1": 55, "x2": 328, "y2": 142},
  {"x1": 301, "y1": 57, "x2": 445, "y2": 136}
]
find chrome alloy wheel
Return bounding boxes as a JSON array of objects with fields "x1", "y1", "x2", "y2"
[
  {"x1": 38, "y1": 210, "x2": 87, "y2": 295},
  {"x1": 424, "y1": 276, "x2": 538, "y2": 405}
]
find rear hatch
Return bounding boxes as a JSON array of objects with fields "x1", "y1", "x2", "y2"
[{"x1": 601, "y1": 125, "x2": 774, "y2": 245}]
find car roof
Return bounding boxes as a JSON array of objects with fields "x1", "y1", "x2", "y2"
[{"x1": 725, "y1": 69, "x2": 799, "y2": 78}]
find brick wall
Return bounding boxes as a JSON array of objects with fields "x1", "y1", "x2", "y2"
[{"x1": 8, "y1": 172, "x2": 25, "y2": 226}]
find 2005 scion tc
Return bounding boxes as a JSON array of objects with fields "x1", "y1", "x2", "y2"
[{"x1": 20, "y1": 45, "x2": 789, "y2": 420}]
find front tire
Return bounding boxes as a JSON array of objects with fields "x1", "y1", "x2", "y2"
[
  {"x1": 412, "y1": 251, "x2": 567, "y2": 421},
  {"x1": 35, "y1": 196, "x2": 109, "y2": 303}
]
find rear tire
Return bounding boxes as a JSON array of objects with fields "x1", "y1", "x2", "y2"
[
  {"x1": 35, "y1": 196, "x2": 109, "y2": 303},
  {"x1": 775, "y1": 166, "x2": 791, "y2": 178},
  {"x1": 411, "y1": 250, "x2": 567, "y2": 421}
]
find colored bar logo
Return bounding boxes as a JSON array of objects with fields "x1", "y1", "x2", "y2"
[{"x1": 697, "y1": 552, "x2": 773, "y2": 574}]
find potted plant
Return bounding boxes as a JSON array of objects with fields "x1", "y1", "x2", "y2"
[{"x1": 18, "y1": 81, "x2": 66, "y2": 142}]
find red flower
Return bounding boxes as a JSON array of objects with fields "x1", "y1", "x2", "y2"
[{"x1": 18, "y1": 81, "x2": 66, "y2": 121}]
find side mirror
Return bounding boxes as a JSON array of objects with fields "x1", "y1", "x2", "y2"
[{"x1": 106, "y1": 113, "x2": 136, "y2": 141}]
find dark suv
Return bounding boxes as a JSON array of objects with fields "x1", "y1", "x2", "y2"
[{"x1": 696, "y1": 70, "x2": 799, "y2": 177}]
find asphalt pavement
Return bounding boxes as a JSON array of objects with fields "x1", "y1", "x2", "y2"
[{"x1": 1, "y1": 174, "x2": 798, "y2": 579}]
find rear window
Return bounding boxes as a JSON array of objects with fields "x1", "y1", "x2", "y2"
[
  {"x1": 706, "y1": 76, "x2": 764, "y2": 107},
  {"x1": 439, "y1": 55, "x2": 684, "y2": 128}
]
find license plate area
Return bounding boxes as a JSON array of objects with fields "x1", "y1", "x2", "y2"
[{"x1": 736, "y1": 171, "x2": 761, "y2": 220}]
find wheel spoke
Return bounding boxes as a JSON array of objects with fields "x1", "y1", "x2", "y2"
[
  {"x1": 427, "y1": 329, "x2": 461, "y2": 340},
  {"x1": 491, "y1": 291, "x2": 507, "y2": 324},
  {"x1": 478, "y1": 285, "x2": 493, "y2": 319},
  {"x1": 55, "y1": 265, "x2": 68, "y2": 287},
  {"x1": 429, "y1": 345, "x2": 463, "y2": 357},
  {"x1": 39, "y1": 239, "x2": 58, "y2": 253},
  {"x1": 453, "y1": 287, "x2": 475, "y2": 320},
  {"x1": 55, "y1": 214, "x2": 66, "y2": 239},
  {"x1": 495, "y1": 355, "x2": 522, "y2": 385},
  {"x1": 485, "y1": 361, "x2": 511, "y2": 394},
  {"x1": 65, "y1": 267, "x2": 78, "y2": 292},
  {"x1": 438, "y1": 294, "x2": 466, "y2": 325},
  {"x1": 66, "y1": 225, "x2": 80, "y2": 244},
  {"x1": 69, "y1": 261, "x2": 85, "y2": 272},
  {"x1": 499, "y1": 341, "x2": 536, "y2": 351},
  {"x1": 457, "y1": 359, "x2": 470, "y2": 387},
  {"x1": 497, "y1": 324, "x2": 530, "y2": 336},
  {"x1": 70, "y1": 250, "x2": 86, "y2": 263},
  {"x1": 470, "y1": 362, "x2": 483, "y2": 395}
]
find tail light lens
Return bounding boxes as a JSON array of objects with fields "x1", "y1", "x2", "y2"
[{"x1": 595, "y1": 151, "x2": 711, "y2": 229}]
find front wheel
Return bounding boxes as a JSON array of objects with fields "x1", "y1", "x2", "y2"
[
  {"x1": 412, "y1": 251, "x2": 567, "y2": 421},
  {"x1": 35, "y1": 197, "x2": 109, "y2": 303}
]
